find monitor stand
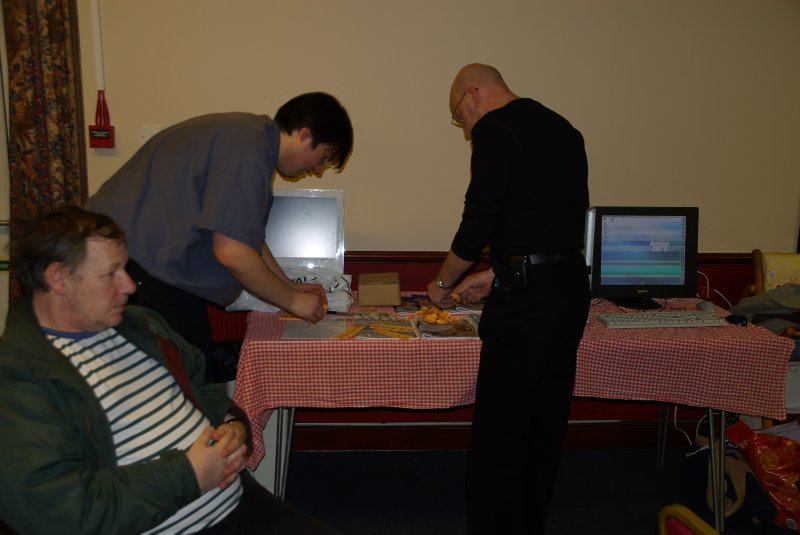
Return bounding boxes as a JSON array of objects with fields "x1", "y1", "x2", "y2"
[{"x1": 608, "y1": 297, "x2": 662, "y2": 310}]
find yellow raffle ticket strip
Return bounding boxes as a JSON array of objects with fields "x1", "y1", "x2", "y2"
[
  {"x1": 368, "y1": 323, "x2": 416, "y2": 340},
  {"x1": 334, "y1": 325, "x2": 366, "y2": 340}
]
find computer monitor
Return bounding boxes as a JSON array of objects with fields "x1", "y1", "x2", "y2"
[
  {"x1": 586, "y1": 206, "x2": 699, "y2": 309},
  {"x1": 264, "y1": 189, "x2": 345, "y2": 273}
]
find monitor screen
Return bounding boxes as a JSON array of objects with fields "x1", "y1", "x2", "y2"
[
  {"x1": 586, "y1": 206, "x2": 699, "y2": 309},
  {"x1": 264, "y1": 189, "x2": 345, "y2": 273}
]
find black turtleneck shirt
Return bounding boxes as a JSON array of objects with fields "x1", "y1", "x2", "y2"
[{"x1": 450, "y1": 98, "x2": 589, "y2": 266}]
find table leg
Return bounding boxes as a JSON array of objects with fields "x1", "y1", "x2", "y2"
[
  {"x1": 719, "y1": 412, "x2": 727, "y2": 532},
  {"x1": 657, "y1": 402, "x2": 669, "y2": 468},
  {"x1": 273, "y1": 407, "x2": 296, "y2": 500},
  {"x1": 707, "y1": 408, "x2": 726, "y2": 533}
]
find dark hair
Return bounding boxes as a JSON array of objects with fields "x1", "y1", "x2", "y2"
[
  {"x1": 11, "y1": 206, "x2": 126, "y2": 295},
  {"x1": 274, "y1": 92, "x2": 354, "y2": 171}
]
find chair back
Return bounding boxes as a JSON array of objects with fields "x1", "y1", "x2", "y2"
[
  {"x1": 748, "y1": 250, "x2": 800, "y2": 424},
  {"x1": 752, "y1": 249, "x2": 800, "y2": 294}
]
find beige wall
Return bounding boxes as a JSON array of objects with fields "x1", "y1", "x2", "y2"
[{"x1": 78, "y1": 0, "x2": 800, "y2": 254}]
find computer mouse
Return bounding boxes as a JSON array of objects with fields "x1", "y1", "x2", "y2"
[
  {"x1": 696, "y1": 300, "x2": 716, "y2": 313},
  {"x1": 725, "y1": 314, "x2": 748, "y2": 326}
]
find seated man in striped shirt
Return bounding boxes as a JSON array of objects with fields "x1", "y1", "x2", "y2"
[{"x1": 0, "y1": 206, "x2": 338, "y2": 534}]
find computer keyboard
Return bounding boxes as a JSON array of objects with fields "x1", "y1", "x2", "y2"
[{"x1": 596, "y1": 311, "x2": 728, "y2": 329}]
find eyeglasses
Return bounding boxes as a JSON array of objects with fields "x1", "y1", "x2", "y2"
[{"x1": 451, "y1": 91, "x2": 467, "y2": 127}]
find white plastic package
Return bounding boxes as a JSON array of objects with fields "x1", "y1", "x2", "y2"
[{"x1": 226, "y1": 266, "x2": 353, "y2": 313}]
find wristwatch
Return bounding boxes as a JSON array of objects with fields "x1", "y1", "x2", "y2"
[{"x1": 434, "y1": 276, "x2": 451, "y2": 291}]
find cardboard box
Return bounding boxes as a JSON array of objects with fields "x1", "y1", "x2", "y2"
[{"x1": 358, "y1": 272, "x2": 401, "y2": 305}]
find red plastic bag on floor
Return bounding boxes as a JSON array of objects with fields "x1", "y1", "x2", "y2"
[{"x1": 727, "y1": 420, "x2": 800, "y2": 531}]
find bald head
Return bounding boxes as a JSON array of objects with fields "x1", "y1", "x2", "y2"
[
  {"x1": 449, "y1": 63, "x2": 518, "y2": 134},
  {"x1": 453, "y1": 63, "x2": 506, "y2": 91}
]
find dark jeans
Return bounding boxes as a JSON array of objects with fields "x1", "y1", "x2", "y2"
[
  {"x1": 126, "y1": 260, "x2": 238, "y2": 382},
  {"x1": 466, "y1": 255, "x2": 590, "y2": 534},
  {"x1": 197, "y1": 472, "x2": 341, "y2": 535}
]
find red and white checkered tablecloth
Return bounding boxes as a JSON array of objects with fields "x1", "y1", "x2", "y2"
[
  {"x1": 575, "y1": 300, "x2": 794, "y2": 421},
  {"x1": 234, "y1": 299, "x2": 795, "y2": 469},
  {"x1": 234, "y1": 309, "x2": 481, "y2": 468}
]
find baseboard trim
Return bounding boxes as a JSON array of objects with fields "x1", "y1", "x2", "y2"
[{"x1": 292, "y1": 421, "x2": 698, "y2": 451}]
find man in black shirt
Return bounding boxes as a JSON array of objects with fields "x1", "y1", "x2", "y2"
[{"x1": 427, "y1": 63, "x2": 590, "y2": 533}]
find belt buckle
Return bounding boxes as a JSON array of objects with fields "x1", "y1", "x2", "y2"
[{"x1": 528, "y1": 252, "x2": 555, "y2": 265}]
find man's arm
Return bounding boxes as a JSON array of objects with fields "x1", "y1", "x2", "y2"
[
  {"x1": 213, "y1": 232, "x2": 325, "y2": 322},
  {"x1": 0, "y1": 367, "x2": 200, "y2": 534},
  {"x1": 260, "y1": 243, "x2": 326, "y2": 301},
  {"x1": 452, "y1": 268, "x2": 495, "y2": 304},
  {"x1": 259, "y1": 242, "x2": 294, "y2": 286},
  {"x1": 427, "y1": 250, "x2": 475, "y2": 308},
  {"x1": 141, "y1": 308, "x2": 250, "y2": 489}
]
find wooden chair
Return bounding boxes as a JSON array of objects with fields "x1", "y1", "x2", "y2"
[
  {"x1": 749, "y1": 249, "x2": 800, "y2": 298},
  {"x1": 658, "y1": 503, "x2": 718, "y2": 535},
  {"x1": 747, "y1": 248, "x2": 800, "y2": 336}
]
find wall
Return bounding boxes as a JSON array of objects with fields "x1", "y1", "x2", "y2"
[{"x1": 77, "y1": 0, "x2": 800, "y2": 254}]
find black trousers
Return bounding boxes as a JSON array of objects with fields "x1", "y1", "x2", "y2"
[
  {"x1": 126, "y1": 260, "x2": 236, "y2": 382},
  {"x1": 197, "y1": 471, "x2": 341, "y2": 534},
  {"x1": 466, "y1": 255, "x2": 590, "y2": 534}
]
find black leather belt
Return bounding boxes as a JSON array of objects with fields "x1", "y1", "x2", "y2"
[
  {"x1": 492, "y1": 250, "x2": 582, "y2": 289},
  {"x1": 526, "y1": 251, "x2": 580, "y2": 265}
]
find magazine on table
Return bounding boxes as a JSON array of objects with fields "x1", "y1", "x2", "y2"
[
  {"x1": 413, "y1": 307, "x2": 480, "y2": 340},
  {"x1": 395, "y1": 293, "x2": 484, "y2": 316}
]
